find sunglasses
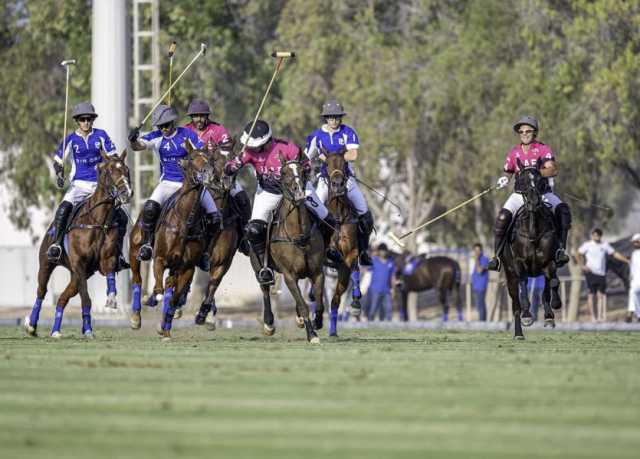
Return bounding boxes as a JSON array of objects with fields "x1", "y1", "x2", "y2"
[
  {"x1": 518, "y1": 129, "x2": 535, "y2": 135},
  {"x1": 158, "y1": 122, "x2": 174, "y2": 130},
  {"x1": 77, "y1": 117, "x2": 95, "y2": 123}
]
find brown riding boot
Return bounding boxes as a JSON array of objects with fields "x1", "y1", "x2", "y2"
[{"x1": 488, "y1": 209, "x2": 513, "y2": 271}]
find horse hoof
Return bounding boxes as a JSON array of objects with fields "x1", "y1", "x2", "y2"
[
  {"x1": 310, "y1": 336, "x2": 321, "y2": 344},
  {"x1": 263, "y1": 324, "x2": 276, "y2": 336},
  {"x1": 23, "y1": 316, "x2": 37, "y2": 337},
  {"x1": 130, "y1": 312, "x2": 141, "y2": 330},
  {"x1": 544, "y1": 319, "x2": 556, "y2": 328},
  {"x1": 83, "y1": 330, "x2": 95, "y2": 340},
  {"x1": 161, "y1": 335, "x2": 171, "y2": 342},
  {"x1": 551, "y1": 300, "x2": 562, "y2": 311},
  {"x1": 205, "y1": 317, "x2": 216, "y2": 331},
  {"x1": 194, "y1": 313, "x2": 206, "y2": 326},
  {"x1": 313, "y1": 317, "x2": 323, "y2": 330},
  {"x1": 105, "y1": 293, "x2": 118, "y2": 309},
  {"x1": 513, "y1": 335, "x2": 525, "y2": 341},
  {"x1": 173, "y1": 308, "x2": 183, "y2": 320},
  {"x1": 521, "y1": 317, "x2": 534, "y2": 327},
  {"x1": 295, "y1": 316, "x2": 305, "y2": 329},
  {"x1": 329, "y1": 332, "x2": 338, "y2": 338},
  {"x1": 50, "y1": 331, "x2": 62, "y2": 339}
]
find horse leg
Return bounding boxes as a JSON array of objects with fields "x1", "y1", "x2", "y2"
[
  {"x1": 197, "y1": 261, "x2": 231, "y2": 331},
  {"x1": 282, "y1": 272, "x2": 319, "y2": 343},
  {"x1": 439, "y1": 287, "x2": 449, "y2": 322},
  {"x1": 505, "y1": 272, "x2": 524, "y2": 339},
  {"x1": 349, "y1": 260, "x2": 362, "y2": 319},
  {"x1": 105, "y1": 272, "x2": 117, "y2": 309},
  {"x1": 47, "y1": 274, "x2": 79, "y2": 339},
  {"x1": 25, "y1": 251, "x2": 57, "y2": 336},
  {"x1": 158, "y1": 273, "x2": 175, "y2": 338},
  {"x1": 261, "y1": 284, "x2": 276, "y2": 336},
  {"x1": 75, "y1": 266, "x2": 94, "y2": 339},
  {"x1": 399, "y1": 288, "x2": 408, "y2": 322},
  {"x1": 519, "y1": 279, "x2": 533, "y2": 327},
  {"x1": 160, "y1": 268, "x2": 195, "y2": 340},
  {"x1": 549, "y1": 275, "x2": 562, "y2": 310},
  {"x1": 542, "y1": 275, "x2": 555, "y2": 328},
  {"x1": 330, "y1": 266, "x2": 351, "y2": 336},
  {"x1": 153, "y1": 257, "x2": 166, "y2": 303},
  {"x1": 311, "y1": 270, "x2": 325, "y2": 331}
]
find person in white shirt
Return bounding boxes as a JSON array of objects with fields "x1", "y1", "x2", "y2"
[
  {"x1": 577, "y1": 228, "x2": 629, "y2": 321},
  {"x1": 626, "y1": 233, "x2": 640, "y2": 322}
]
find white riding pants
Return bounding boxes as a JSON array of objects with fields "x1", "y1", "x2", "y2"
[
  {"x1": 62, "y1": 180, "x2": 97, "y2": 205},
  {"x1": 251, "y1": 183, "x2": 328, "y2": 222},
  {"x1": 149, "y1": 180, "x2": 218, "y2": 214},
  {"x1": 628, "y1": 287, "x2": 640, "y2": 316},
  {"x1": 503, "y1": 191, "x2": 562, "y2": 215},
  {"x1": 316, "y1": 175, "x2": 368, "y2": 215}
]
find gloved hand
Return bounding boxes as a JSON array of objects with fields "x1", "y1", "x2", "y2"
[
  {"x1": 128, "y1": 127, "x2": 140, "y2": 143},
  {"x1": 224, "y1": 161, "x2": 239, "y2": 176},
  {"x1": 54, "y1": 163, "x2": 65, "y2": 189},
  {"x1": 496, "y1": 176, "x2": 510, "y2": 189}
]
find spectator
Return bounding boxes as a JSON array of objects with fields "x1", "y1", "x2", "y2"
[
  {"x1": 626, "y1": 233, "x2": 640, "y2": 323},
  {"x1": 470, "y1": 243, "x2": 489, "y2": 321},
  {"x1": 577, "y1": 228, "x2": 629, "y2": 321},
  {"x1": 367, "y1": 243, "x2": 396, "y2": 321},
  {"x1": 527, "y1": 275, "x2": 545, "y2": 322}
]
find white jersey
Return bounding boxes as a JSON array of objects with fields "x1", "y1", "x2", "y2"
[
  {"x1": 578, "y1": 240, "x2": 614, "y2": 276},
  {"x1": 630, "y1": 250, "x2": 640, "y2": 289}
]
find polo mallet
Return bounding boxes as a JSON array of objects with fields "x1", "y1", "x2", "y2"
[
  {"x1": 60, "y1": 59, "x2": 76, "y2": 172},
  {"x1": 139, "y1": 43, "x2": 207, "y2": 127},
  {"x1": 389, "y1": 186, "x2": 496, "y2": 248},
  {"x1": 242, "y1": 50, "x2": 296, "y2": 146},
  {"x1": 167, "y1": 41, "x2": 177, "y2": 105},
  {"x1": 565, "y1": 193, "x2": 612, "y2": 212}
]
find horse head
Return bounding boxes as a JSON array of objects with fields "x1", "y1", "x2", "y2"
[
  {"x1": 278, "y1": 152, "x2": 306, "y2": 204},
  {"x1": 516, "y1": 158, "x2": 544, "y2": 213},
  {"x1": 180, "y1": 142, "x2": 214, "y2": 188},
  {"x1": 207, "y1": 145, "x2": 235, "y2": 194},
  {"x1": 324, "y1": 146, "x2": 347, "y2": 197},
  {"x1": 98, "y1": 149, "x2": 133, "y2": 206}
]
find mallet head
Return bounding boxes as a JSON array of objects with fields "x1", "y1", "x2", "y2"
[
  {"x1": 60, "y1": 59, "x2": 76, "y2": 67},
  {"x1": 168, "y1": 41, "x2": 177, "y2": 58},
  {"x1": 271, "y1": 51, "x2": 295, "y2": 58},
  {"x1": 200, "y1": 43, "x2": 207, "y2": 56},
  {"x1": 388, "y1": 232, "x2": 406, "y2": 248}
]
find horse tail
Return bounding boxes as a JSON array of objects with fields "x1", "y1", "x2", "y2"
[{"x1": 451, "y1": 260, "x2": 462, "y2": 312}]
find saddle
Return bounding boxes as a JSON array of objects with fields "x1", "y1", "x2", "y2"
[{"x1": 155, "y1": 188, "x2": 205, "y2": 239}]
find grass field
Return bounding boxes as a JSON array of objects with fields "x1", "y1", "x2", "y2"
[{"x1": 1, "y1": 325, "x2": 639, "y2": 459}]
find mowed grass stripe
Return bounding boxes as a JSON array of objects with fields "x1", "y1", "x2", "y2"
[{"x1": 0, "y1": 328, "x2": 639, "y2": 459}]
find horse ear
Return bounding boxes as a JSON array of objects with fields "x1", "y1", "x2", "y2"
[
  {"x1": 178, "y1": 158, "x2": 189, "y2": 171},
  {"x1": 120, "y1": 149, "x2": 127, "y2": 161},
  {"x1": 100, "y1": 148, "x2": 109, "y2": 162}
]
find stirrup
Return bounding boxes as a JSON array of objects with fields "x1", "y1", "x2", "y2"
[
  {"x1": 487, "y1": 257, "x2": 501, "y2": 271},
  {"x1": 257, "y1": 267, "x2": 275, "y2": 286},
  {"x1": 47, "y1": 244, "x2": 63, "y2": 262},
  {"x1": 197, "y1": 254, "x2": 210, "y2": 272},
  {"x1": 555, "y1": 248, "x2": 570, "y2": 266},
  {"x1": 138, "y1": 243, "x2": 153, "y2": 261}
]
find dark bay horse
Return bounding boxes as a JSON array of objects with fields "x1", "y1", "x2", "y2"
[
  {"x1": 256, "y1": 154, "x2": 323, "y2": 343},
  {"x1": 129, "y1": 145, "x2": 214, "y2": 339},
  {"x1": 393, "y1": 253, "x2": 462, "y2": 321},
  {"x1": 502, "y1": 163, "x2": 562, "y2": 339},
  {"x1": 313, "y1": 152, "x2": 361, "y2": 337},
  {"x1": 194, "y1": 148, "x2": 242, "y2": 330},
  {"x1": 25, "y1": 150, "x2": 132, "y2": 338}
]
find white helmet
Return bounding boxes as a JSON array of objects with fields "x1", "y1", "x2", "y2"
[{"x1": 240, "y1": 119, "x2": 272, "y2": 148}]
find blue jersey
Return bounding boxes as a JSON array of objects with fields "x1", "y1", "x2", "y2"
[
  {"x1": 140, "y1": 127, "x2": 204, "y2": 182},
  {"x1": 369, "y1": 255, "x2": 396, "y2": 294},
  {"x1": 54, "y1": 128, "x2": 117, "y2": 182},
  {"x1": 305, "y1": 124, "x2": 359, "y2": 177}
]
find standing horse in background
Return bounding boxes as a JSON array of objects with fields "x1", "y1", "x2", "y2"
[
  {"x1": 394, "y1": 253, "x2": 462, "y2": 321},
  {"x1": 129, "y1": 146, "x2": 214, "y2": 338},
  {"x1": 25, "y1": 151, "x2": 132, "y2": 338},
  {"x1": 313, "y1": 152, "x2": 362, "y2": 337},
  {"x1": 256, "y1": 155, "x2": 323, "y2": 343},
  {"x1": 194, "y1": 148, "x2": 242, "y2": 330},
  {"x1": 502, "y1": 161, "x2": 562, "y2": 339}
]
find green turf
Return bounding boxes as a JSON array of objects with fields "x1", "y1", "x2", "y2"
[{"x1": 0, "y1": 325, "x2": 639, "y2": 459}]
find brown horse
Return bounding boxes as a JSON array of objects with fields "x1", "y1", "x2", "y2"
[
  {"x1": 256, "y1": 154, "x2": 324, "y2": 343},
  {"x1": 194, "y1": 148, "x2": 243, "y2": 330},
  {"x1": 393, "y1": 253, "x2": 462, "y2": 321},
  {"x1": 501, "y1": 164, "x2": 562, "y2": 339},
  {"x1": 24, "y1": 150, "x2": 133, "y2": 338},
  {"x1": 312, "y1": 152, "x2": 361, "y2": 337},
  {"x1": 129, "y1": 145, "x2": 214, "y2": 338}
]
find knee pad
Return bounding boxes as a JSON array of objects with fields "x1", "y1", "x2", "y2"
[
  {"x1": 245, "y1": 220, "x2": 267, "y2": 244},
  {"x1": 358, "y1": 210, "x2": 374, "y2": 233},
  {"x1": 142, "y1": 200, "x2": 161, "y2": 229}
]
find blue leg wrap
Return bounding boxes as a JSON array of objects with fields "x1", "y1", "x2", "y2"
[
  {"x1": 132, "y1": 284, "x2": 142, "y2": 312},
  {"x1": 351, "y1": 270, "x2": 362, "y2": 298},
  {"x1": 106, "y1": 272, "x2": 116, "y2": 296},
  {"x1": 329, "y1": 306, "x2": 338, "y2": 336},
  {"x1": 81, "y1": 305, "x2": 92, "y2": 334},
  {"x1": 30, "y1": 298, "x2": 43, "y2": 327},
  {"x1": 51, "y1": 305, "x2": 64, "y2": 334}
]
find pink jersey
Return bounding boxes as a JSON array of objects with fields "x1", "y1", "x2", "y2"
[
  {"x1": 503, "y1": 141, "x2": 554, "y2": 174},
  {"x1": 184, "y1": 121, "x2": 232, "y2": 152},
  {"x1": 227, "y1": 138, "x2": 308, "y2": 192}
]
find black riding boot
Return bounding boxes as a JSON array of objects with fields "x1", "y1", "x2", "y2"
[
  {"x1": 232, "y1": 190, "x2": 252, "y2": 256},
  {"x1": 554, "y1": 203, "x2": 571, "y2": 266},
  {"x1": 357, "y1": 211, "x2": 374, "y2": 266},
  {"x1": 114, "y1": 207, "x2": 130, "y2": 272},
  {"x1": 138, "y1": 200, "x2": 161, "y2": 261},
  {"x1": 246, "y1": 220, "x2": 274, "y2": 286},
  {"x1": 488, "y1": 209, "x2": 513, "y2": 271},
  {"x1": 197, "y1": 212, "x2": 222, "y2": 271},
  {"x1": 320, "y1": 213, "x2": 342, "y2": 265},
  {"x1": 47, "y1": 201, "x2": 73, "y2": 262}
]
